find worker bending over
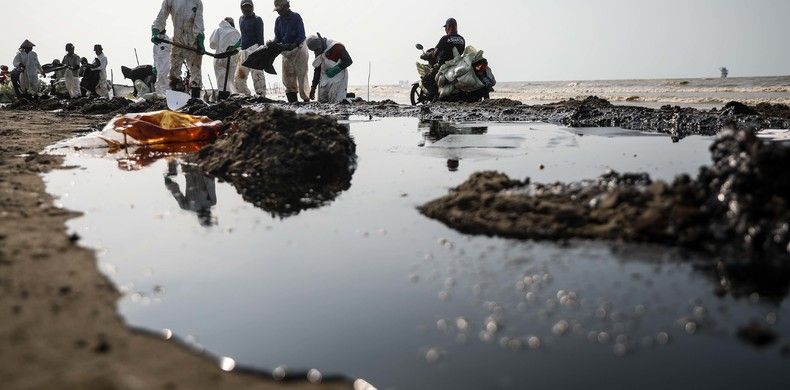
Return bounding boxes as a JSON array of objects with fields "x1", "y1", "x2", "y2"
[{"x1": 306, "y1": 34, "x2": 353, "y2": 103}]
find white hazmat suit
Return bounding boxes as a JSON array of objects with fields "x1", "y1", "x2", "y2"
[
  {"x1": 153, "y1": 0, "x2": 204, "y2": 89},
  {"x1": 153, "y1": 33, "x2": 172, "y2": 93},
  {"x1": 94, "y1": 53, "x2": 109, "y2": 98},
  {"x1": 311, "y1": 39, "x2": 350, "y2": 104},
  {"x1": 209, "y1": 20, "x2": 240, "y2": 93},
  {"x1": 12, "y1": 50, "x2": 43, "y2": 95}
]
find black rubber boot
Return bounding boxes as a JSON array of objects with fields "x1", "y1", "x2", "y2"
[
  {"x1": 190, "y1": 87, "x2": 202, "y2": 99},
  {"x1": 286, "y1": 92, "x2": 298, "y2": 103}
]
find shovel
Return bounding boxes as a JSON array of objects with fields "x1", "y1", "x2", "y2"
[
  {"x1": 218, "y1": 54, "x2": 232, "y2": 101},
  {"x1": 156, "y1": 38, "x2": 239, "y2": 59}
]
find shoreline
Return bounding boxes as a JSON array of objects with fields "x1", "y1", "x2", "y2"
[
  {"x1": 0, "y1": 110, "x2": 351, "y2": 389},
  {"x1": 2, "y1": 94, "x2": 789, "y2": 387}
]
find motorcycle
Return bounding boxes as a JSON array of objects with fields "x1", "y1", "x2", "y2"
[
  {"x1": 410, "y1": 43, "x2": 495, "y2": 106},
  {"x1": 410, "y1": 44, "x2": 437, "y2": 105}
]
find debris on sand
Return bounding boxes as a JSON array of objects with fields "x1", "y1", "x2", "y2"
[
  {"x1": 190, "y1": 108, "x2": 356, "y2": 217},
  {"x1": 536, "y1": 97, "x2": 790, "y2": 139},
  {"x1": 4, "y1": 96, "x2": 168, "y2": 116},
  {"x1": 420, "y1": 128, "x2": 790, "y2": 297},
  {"x1": 421, "y1": 125, "x2": 790, "y2": 295},
  {"x1": 475, "y1": 98, "x2": 523, "y2": 108},
  {"x1": 184, "y1": 99, "x2": 243, "y2": 121},
  {"x1": 79, "y1": 97, "x2": 132, "y2": 115},
  {"x1": 304, "y1": 96, "x2": 790, "y2": 139}
]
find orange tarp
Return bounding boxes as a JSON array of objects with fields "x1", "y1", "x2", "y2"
[{"x1": 101, "y1": 110, "x2": 223, "y2": 147}]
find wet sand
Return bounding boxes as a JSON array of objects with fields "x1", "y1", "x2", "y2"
[
  {"x1": 3, "y1": 93, "x2": 790, "y2": 388},
  {"x1": 0, "y1": 110, "x2": 352, "y2": 389}
]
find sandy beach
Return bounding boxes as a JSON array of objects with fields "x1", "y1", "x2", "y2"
[{"x1": 0, "y1": 110, "x2": 353, "y2": 389}]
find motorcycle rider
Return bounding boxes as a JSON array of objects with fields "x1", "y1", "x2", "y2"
[
  {"x1": 434, "y1": 18, "x2": 465, "y2": 66},
  {"x1": 306, "y1": 34, "x2": 353, "y2": 103},
  {"x1": 424, "y1": 18, "x2": 466, "y2": 98}
]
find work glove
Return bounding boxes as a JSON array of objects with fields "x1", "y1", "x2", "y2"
[
  {"x1": 309, "y1": 86, "x2": 316, "y2": 101},
  {"x1": 325, "y1": 65, "x2": 342, "y2": 78},
  {"x1": 151, "y1": 28, "x2": 162, "y2": 44},
  {"x1": 196, "y1": 33, "x2": 206, "y2": 53}
]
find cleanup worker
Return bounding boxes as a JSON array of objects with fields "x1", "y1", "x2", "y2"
[
  {"x1": 235, "y1": 0, "x2": 267, "y2": 97},
  {"x1": 434, "y1": 18, "x2": 465, "y2": 66},
  {"x1": 80, "y1": 57, "x2": 100, "y2": 97},
  {"x1": 271, "y1": 0, "x2": 309, "y2": 102},
  {"x1": 0, "y1": 65, "x2": 10, "y2": 85},
  {"x1": 210, "y1": 17, "x2": 242, "y2": 94},
  {"x1": 92, "y1": 45, "x2": 109, "y2": 98},
  {"x1": 12, "y1": 40, "x2": 44, "y2": 98},
  {"x1": 62, "y1": 43, "x2": 82, "y2": 99},
  {"x1": 152, "y1": 29, "x2": 172, "y2": 93},
  {"x1": 152, "y1": 0, "x2": 205, "y2": 98},
  {"x1": 306, "y1": 34, "x2": 353, "y2": 103},
  {"x1": 0, "y1": 65, "x2": 13, "y2": 103}
]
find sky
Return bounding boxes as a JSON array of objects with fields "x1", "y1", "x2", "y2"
[{"x1": 1, "y1": 0, "x2": 788, "y2": 86}]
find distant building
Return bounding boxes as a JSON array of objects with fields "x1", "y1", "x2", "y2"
[{"x1": 720, "y1": 67, "x2": 729, "y2": 79}]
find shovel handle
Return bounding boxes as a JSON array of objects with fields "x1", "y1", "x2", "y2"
[{"x1": 156, "y1": 38, "x2": 238, "y2": 59}]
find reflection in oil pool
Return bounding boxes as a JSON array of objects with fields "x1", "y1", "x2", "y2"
[
  {"x1": 45, "y1": 118, "x2": 790, "y2": 389},
  {"x1": 165, "y1": 161, "x2": 217, "y2": 227}
]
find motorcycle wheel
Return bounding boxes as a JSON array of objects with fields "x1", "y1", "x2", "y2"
[{"x1": 410, "y1": 84, "x2": 420, "y2": 106}]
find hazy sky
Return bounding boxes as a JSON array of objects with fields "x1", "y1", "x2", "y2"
[{"x1": 1, "y1": 0, "x2": 788, "y2": 86}]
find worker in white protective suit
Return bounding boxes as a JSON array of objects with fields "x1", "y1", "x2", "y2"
[
  {"x1": 306, "y1": 35, "x2": 353, "y2": 104},
  {"x1": 210, "y1": 18, "x2": 241, "y2": 94},
  {"x1": 152, "y1": 30, "x2": 172, "y2": 94},
  {"x1": 62, "y1": 44, "x2": 82, "y2": 99},
  {"x1": 271, "y1": 0, "x2": 309, "y2": 103},
  {"x1": 93, "y1": 45, "x2": 109, "y2": 98},
  {"x1": 12, "y1": 40, "x2": 44, "y2": 97},
  {"x1": 152, "y1": 0, "x2": 205, "y2": 99}
]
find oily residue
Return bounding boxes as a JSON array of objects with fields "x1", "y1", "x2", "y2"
[
  {"x1": 190, "y1": 108, "x2": 356, "y2": 217},
  {"x1": 307, "y1": 97, "x2": 790, "y2": 140},
  {"x1": 420, "y1": 125, "x2": 790, "y2": 296}
]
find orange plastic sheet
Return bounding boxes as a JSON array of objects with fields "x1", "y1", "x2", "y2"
[{"x1": 100, "y1": 110, "x2": 223, "y2": 148}]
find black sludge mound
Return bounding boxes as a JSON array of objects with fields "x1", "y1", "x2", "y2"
[
  {"x1": 421, "y1": 125, "x2": 790, "y2": 297},
  {"x1": 191, "y1": 108, "x2": 357, "y2": 217}
]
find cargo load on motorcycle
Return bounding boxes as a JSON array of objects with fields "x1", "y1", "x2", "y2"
[{"x1": 411, "y1": 43, "x2": 496, "y2": 105}]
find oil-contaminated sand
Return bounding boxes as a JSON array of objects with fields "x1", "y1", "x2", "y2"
[
  {"x1": 11, "y1": 96, "x2": 790, "y2": 140},
  {"x1": 420, "y1": 125, "x2": 790, "y2": 298},
  {"x1": 191, "y1": 108, "x2": 357, "y2": 217},
  {"x1": 0, "y1": 110, "x2": 352, "y2": 389},
  {"x1": 308, "y1": 97, "x2": 790, "y2": 140}
]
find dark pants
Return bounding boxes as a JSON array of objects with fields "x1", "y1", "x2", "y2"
[{"x1": 10, "y1": 68, "x2": 22, "y2": 97}]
